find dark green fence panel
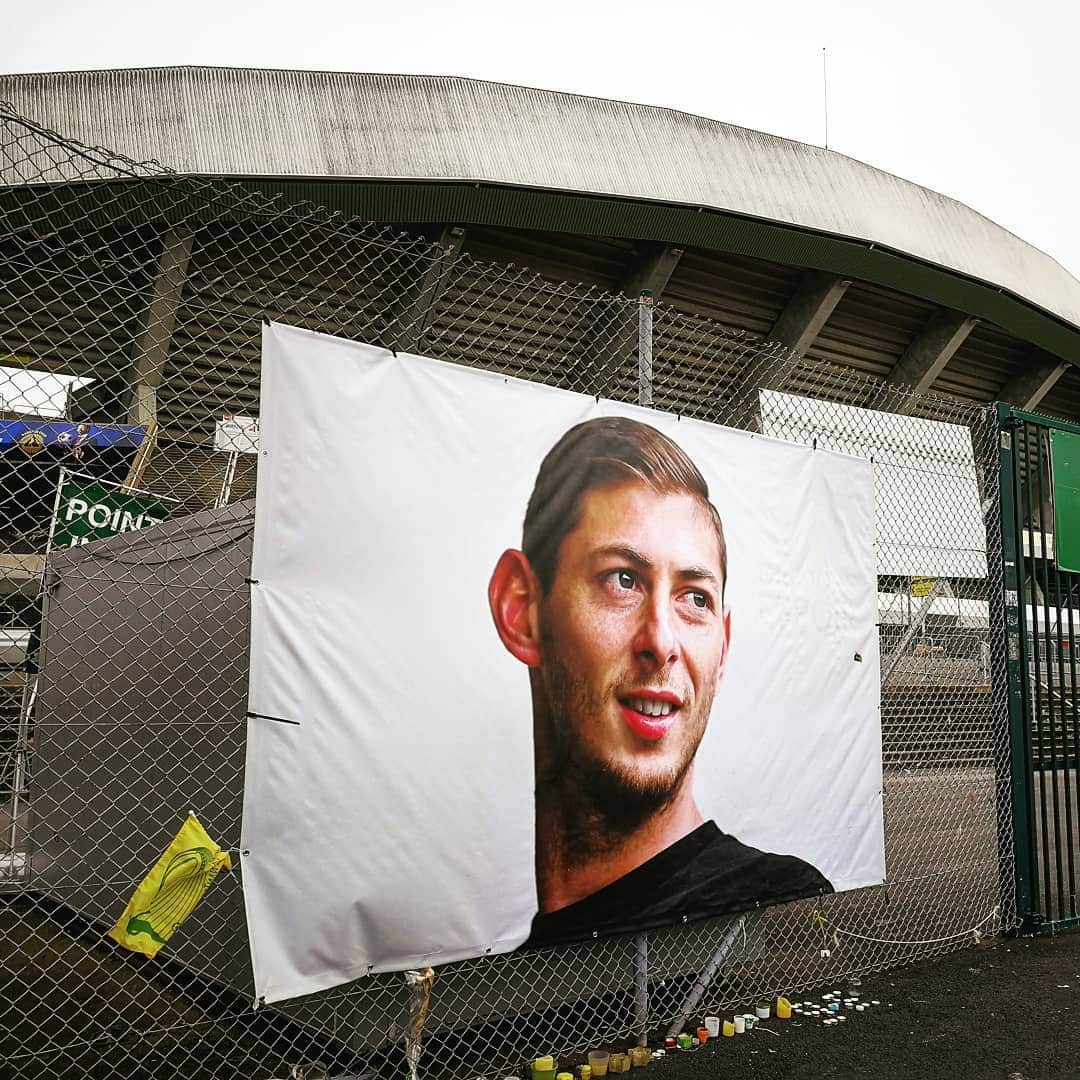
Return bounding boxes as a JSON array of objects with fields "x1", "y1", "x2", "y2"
[{"x1": 1001, "y1": 403, "x2": 1080, "y2": 932}]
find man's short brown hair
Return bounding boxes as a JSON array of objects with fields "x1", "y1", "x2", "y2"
[{"x1": 522, "y1": 416, "x2": 727, "y2": 594}]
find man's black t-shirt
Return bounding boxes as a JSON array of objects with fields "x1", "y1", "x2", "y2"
[{"x1": 526, "y1": 821, "x2": 832, "y2": 948}]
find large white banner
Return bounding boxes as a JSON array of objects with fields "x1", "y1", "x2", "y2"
[{"x1": 242, "y1": 323, "x2": 884, "y2": 1003}]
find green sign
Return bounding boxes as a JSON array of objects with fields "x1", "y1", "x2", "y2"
[
  {"x1": 52, "y1": 475, "x2": 172, "y2": 550},
  {"x1": 1050, "y1": 429, "x2": 1080, "y2": 573}
]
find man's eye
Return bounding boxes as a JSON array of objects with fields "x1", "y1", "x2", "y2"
[
  {"x1": 616, "y1": 570, "x2": 636, "y2": 590},
  {"x1": 689, "y1": 591, "x2": 709, "y2": 609}
]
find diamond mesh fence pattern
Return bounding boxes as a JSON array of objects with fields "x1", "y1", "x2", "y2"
[{"x1": 0, "y1": 101, "x2": 1012, "y2": 1080}]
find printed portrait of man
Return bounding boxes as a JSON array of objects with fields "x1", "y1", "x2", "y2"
[{"x1": 488, "y1": 416, "x2": 832, "y2": 948}]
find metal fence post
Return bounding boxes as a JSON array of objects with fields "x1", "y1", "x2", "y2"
[
  {"x1": 637, "y1": 290, "x2": 653, "y2": 407},
  {"x1": 666, "y1": 914, "x2": 748, "y2": 1038},
  {"x1": 633, "y1": 934, "x2": 649, "y2": 1046},
  {"x1": 997, "y1": 401, "x2": 1035, "y2": 926}
]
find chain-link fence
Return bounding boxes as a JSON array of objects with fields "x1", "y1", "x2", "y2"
[{"x1": 0, "y1": 100, "x2": 1011, "y2": 1080}]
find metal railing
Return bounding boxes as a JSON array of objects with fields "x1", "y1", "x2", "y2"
[{"x1": 999, "y1": 403, "x2": 1080, "y2": 933}]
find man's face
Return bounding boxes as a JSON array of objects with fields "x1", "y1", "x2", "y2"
[{"x1": 536, "y1": 480, "x2": 730, "y2": 809}]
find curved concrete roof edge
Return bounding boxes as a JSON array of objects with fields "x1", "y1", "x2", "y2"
[{"x1": 2, "y1": 65, "x2": 1079, "y2": 340}]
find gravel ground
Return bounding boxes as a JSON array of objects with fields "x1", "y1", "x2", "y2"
[{"x1": 648, "y1": 932, "x2": 1080, "y2": 1080}]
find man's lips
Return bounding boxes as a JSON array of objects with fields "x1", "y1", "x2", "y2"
[{"x1": 618, "y1": 690, "x2": 682, "y2": 742}]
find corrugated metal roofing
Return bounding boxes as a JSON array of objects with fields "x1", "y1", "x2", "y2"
[{"x1": 2, "y1": 66, "x2": 1079, "y2": 339}]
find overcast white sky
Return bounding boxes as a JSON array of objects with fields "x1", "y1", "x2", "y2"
[{"x1": 4, "y1": 0, "x2": 1078, "y2": 278}]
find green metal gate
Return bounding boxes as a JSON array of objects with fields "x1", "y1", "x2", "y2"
[{"x1": 999, "y1": 402, "x2": 1080, "y2": 932}]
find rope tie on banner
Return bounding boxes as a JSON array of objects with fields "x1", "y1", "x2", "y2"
[
  {"x1": 246, "y1": 711, "x2": 300, "y2": 727},
  {"x1": 812, "y1": 907, "x2": 834, "y2": 956},
  {"x1": 404, "y1": 966, "x2": 436, "y2": 1080}
]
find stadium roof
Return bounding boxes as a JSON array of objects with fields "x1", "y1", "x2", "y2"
[{"x1": 2, "y1": 66, "x2": 1079, "y2": 365}]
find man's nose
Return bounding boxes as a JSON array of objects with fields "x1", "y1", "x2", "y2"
[{"x1": 634, "y1": 595, "x2": 679, "y2": 668}]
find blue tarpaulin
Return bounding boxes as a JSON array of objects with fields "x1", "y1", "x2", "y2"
[{"x1": 0, "y1": 421, "x2": 146, "y2": 449}]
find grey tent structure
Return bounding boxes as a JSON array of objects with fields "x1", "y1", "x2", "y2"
[{"x1": 32, "y1": 501, "x2": 254, "y2": 990}]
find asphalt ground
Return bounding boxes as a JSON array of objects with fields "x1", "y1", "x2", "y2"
[{"x1": 643, "y1": 931, "x2": 1080, "y2": 1080}]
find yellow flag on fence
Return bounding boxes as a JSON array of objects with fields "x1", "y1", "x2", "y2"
[
  {"x1": 108, "y1": 813, "x2": 232, "y2": 959},
  {"x1": 910, "y1": 575, "x2": 937, "y2": 598}
]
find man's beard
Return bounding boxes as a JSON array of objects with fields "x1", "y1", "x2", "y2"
[{"x1": 536, "y1": 622, "x2": 711, "y2": 855}]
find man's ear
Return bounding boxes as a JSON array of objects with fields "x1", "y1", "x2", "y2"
[{"x1": 488, "y1": 549, "x2": 542, "y2": 667}]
